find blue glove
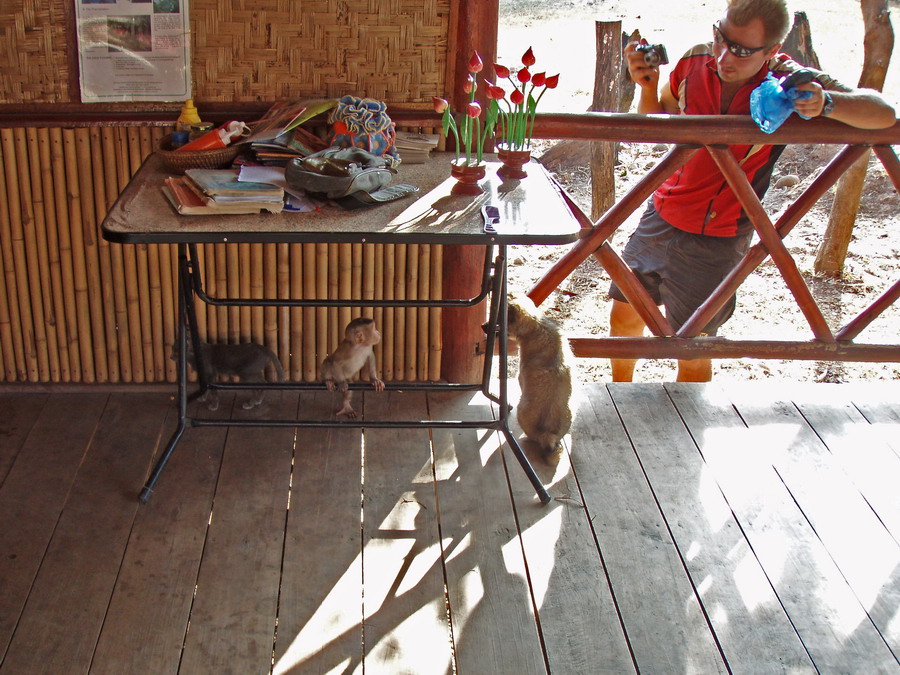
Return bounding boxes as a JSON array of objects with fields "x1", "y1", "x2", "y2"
[{"x1": 750, "y1": 71, "x2": 815, "y2": 133}]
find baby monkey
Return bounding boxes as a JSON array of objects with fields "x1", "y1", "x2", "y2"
[{"x1": 319, "y1": 317, "x2": 385, "y2": 418}]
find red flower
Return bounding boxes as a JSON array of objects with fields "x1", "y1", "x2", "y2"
[
  {"x1": 486, "y1": 83, "x2": 506, "y2": 100},
  {"x1": 468, "y1": 51, "x2": 483, "y2": 73},
  {"x1": 466, "y1": 101, "x2": 482, "y2": 118},
  {"x1": 531, "y1": 72, "x2": 546, "y2": 87},
  {"x1": 464, "y1": 74, "x2": 475, "y2": 94},
  {"x1": 432, "y1": 96, "x2": 449, "y2": 113},
  {"x1": 510, "y1": 89, "x2": 525, "y2": 105},
  {"x1": 493, "y1": 63, "x2": 511, "y2": 79},
  {"x1": 544, "y1": 74, "x2": 560, "y2": 89},
  {"x1": 521, "y1": 47, "x2": 536, "y2": 67},
  {"x1": 517, "y1": 67, "x2": 531, "y2": 84}
]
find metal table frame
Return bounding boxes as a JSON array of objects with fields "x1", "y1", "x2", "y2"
[{"x1": 101, "y1": 153, "x2": 582, "y2": 505}]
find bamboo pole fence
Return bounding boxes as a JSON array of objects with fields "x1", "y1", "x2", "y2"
[{"x1": 0, "y1": 123, "x2": 445, "y2": 384}]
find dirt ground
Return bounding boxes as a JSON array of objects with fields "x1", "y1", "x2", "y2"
[{"x1": 496, "y1": 0, "x2": 900, "y2": 383}]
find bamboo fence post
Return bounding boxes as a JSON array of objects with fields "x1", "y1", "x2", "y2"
[
  {"x1": 288, "y1": 244, "x2": 303, "y2": 380},
  {"x1": 102, "y1": 128, "x2": 133, "y2": 382},
  {"x1": 252, "y1": 243, "x2": 267, "y2": 344},
  {"x1": 328, "y1": 243, "x2": 339, "y2": 347},
  {"x1": 429, "y1": 245, "x2": 443, "y2": 381},
  {"x1": 237, "y1": 243, "x2": 250, "y2": 339},
  {"x1": 393, "y1": 243, "x2": 407, "y2": 380},
  {"x1": 51, "y1": 128, "x2": 82, "y2": 380},
  {"x1": 276, "y1": 243, "x2": 291, "y2": 377},
  {"x1": 6, "y1": 129, "x2": 41, "y2": 381},
  {"x1": 374, "y1": 243, "x2": 386, "y2": 376},
  {"x1": 213, "y1": 244, "x2": 227, "y2": 342},
  {"x1": 302, "y1": 243, "x2": 316, "y2": 381},
  {"x1": 88, "y1": 127, "x2": 121, "y2": 382},
  {"x1": 316, "y1": 242, "x2": 328, "y2": 374},
  {"x1": 417, "y1": 244, "x2": 430, "y2": 381},
  {"x1": 263, "y1": 242, "x2": 278, "y2": 379},
  {"x1": 75, "y1": 128, "x2": 110, "y2": 381},
  {"x1": 63, "y1": 129, "x2": 97, "y2": 381},
  {"x1": 339, "y1": 242, "x2": 352, "y2": 341},
  {"x1": 405, "y1": 243, "x2": 419, "y2": 381},
  {"x1": 0, "y1": 131, "x2": 26, "y2": 380},
  {"x1": 159, "y1": 241, "x2": 176, "y2": 381},
  {"x1": 30, "y1": 128, "x2": 63, "y2": 381},
  {"x1": 19, "y1": 128, "x2": 52, "y2": 381},
  {"x1": 352, "y1": 242, "x2": 363, "y2": 315},
  {"x1": 362, "y1": 243, "x2": 374, "y2": 322},
  {"x1": 226, "y1": 244, "x2": 240, "y2": 343},
  {"x1": 382, "y1": 244, "x2": 395, "y2": 381}
]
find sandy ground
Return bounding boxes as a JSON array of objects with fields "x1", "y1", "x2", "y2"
[{"x1": 496, "y1": 0, "x2": 900, "y2": 383}]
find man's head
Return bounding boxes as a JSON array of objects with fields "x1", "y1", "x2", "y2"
[{"x1": 713, "y1": 0, "x2": 789, "y2": 84}]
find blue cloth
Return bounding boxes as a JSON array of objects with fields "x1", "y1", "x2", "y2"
[{"x1": 750, "y1": 73, "x2": 814, "y2": 133}]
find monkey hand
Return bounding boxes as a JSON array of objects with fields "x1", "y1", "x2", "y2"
[
  {"x1": 372, "y1": 378, "x2": 385, "y2": 392},
  {"x1": 324, "y1": 378, "x2": 337, "y2": 392}
]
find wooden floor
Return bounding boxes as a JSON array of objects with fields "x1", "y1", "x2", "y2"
[{"x1": 1, "y1": 381, "x2": 899, "y2": 674}]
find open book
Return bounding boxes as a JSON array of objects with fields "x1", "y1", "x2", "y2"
[{"x1": 242, "y1": 99, "x2": 337, "y2": 146}]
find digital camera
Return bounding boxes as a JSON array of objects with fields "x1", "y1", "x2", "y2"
[{"x1": 636, "y1": 43, "x2": 669, "y2": 67}]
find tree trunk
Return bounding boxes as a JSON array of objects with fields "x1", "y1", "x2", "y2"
[
  {"x1": 591, "y1": 20, "x2": 623, "y2": 221},
  {"x1": 814, "y1": 0, "x2": 893, "y2": 276},
  {"x1": 781, "y1": 12, "x2": 821, "y2": 69}
]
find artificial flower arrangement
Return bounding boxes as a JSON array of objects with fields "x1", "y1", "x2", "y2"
[
  {"x1": 490, "y1": 47, "x2": 560, "y2": 152},
  {"x1": 433, "y1": 51, "x2": 499, "y2": 167}
]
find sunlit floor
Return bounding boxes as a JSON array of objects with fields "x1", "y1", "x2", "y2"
[{"x1": 1, "y1": 381, "x2": 898, "y2": 674}]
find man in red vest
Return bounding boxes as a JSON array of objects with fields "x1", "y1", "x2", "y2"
[{"x1": 609, "y1": 0, "x2": 896, "y2": 382}]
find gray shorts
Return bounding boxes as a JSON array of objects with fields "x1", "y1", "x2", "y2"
[{"x1": 608, "y1": 203, "x2": 752, "y2": 335}]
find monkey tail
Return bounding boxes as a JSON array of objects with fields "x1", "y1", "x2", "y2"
[{"x1": 269, "y1": 354, "x2": 287, "y2": 381}]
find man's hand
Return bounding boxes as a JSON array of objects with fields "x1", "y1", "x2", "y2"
[
  {"x1": 625, "y1": 39, "x2": 660, "y2": 90},
  {"x1": 792, "y1": 80, "x2": 827, "y2": 119}
]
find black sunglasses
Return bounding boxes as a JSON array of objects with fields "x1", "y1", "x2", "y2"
[{"x1": 712, "y1": 23, "x2": 769, "y2": 58}]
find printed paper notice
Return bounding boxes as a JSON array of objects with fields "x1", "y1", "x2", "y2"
[{"x1": 76, "y1": 0, "x2": 191, "y2": 103}]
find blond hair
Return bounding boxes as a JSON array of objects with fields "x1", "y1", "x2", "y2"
[{"x1": 726, "y1": 0, "x2": 791, "y2": 45}]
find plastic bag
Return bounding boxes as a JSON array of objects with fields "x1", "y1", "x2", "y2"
[{"x1": 750, "y1": 71, "x2": 815, "y2": 134}]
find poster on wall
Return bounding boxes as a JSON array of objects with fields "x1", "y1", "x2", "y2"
[{"x1": 75, "y1": 0, "x2": 191, "y2": 103}]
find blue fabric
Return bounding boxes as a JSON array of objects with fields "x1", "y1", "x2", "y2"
[{"x1": 750, "y1": 73, "x2": 814, "y2": 133}]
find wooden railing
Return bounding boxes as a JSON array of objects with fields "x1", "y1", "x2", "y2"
[{"x1": 528, "y1": 112, "x2": 900, "y2": 363}]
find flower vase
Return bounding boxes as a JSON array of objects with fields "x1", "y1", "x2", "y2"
[
  {"x1": 496, "y1": 144, "x2": 532, "y2": 179},
  {"x1": 450, "y1": 160, "x2": 487, "y2": 196}
]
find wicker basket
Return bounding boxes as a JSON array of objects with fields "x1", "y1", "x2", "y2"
[{"x1": 156, "y1": 133, "x2": 243, "y2": 173}]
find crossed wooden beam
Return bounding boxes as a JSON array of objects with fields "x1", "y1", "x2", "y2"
[{"x1": 527, "y1": 113, "x2": 900, "y2": 363}]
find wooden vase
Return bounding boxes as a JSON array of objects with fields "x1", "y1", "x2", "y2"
[
  {"x1": 450, "y1": 160, "x2": 487, "y2": 195},
  {"x1": 496, "y1": 144, "x2": 532, "y2": 179}
]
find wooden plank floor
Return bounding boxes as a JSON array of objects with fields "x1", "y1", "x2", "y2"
[{"x1": 1, "y1": 382, "x2": 899, "y2": 674}]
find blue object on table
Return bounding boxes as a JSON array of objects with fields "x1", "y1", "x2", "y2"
[{"x1": 750, "y1": 70, "x2": 815, "y2": 133}]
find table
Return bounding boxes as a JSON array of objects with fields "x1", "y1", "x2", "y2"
[{"x1": 102, "y1": 152, "x2": 582, "y2": 504}]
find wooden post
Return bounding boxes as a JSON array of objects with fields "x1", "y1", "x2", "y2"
[
  {"x1": 591, "y1": 20, "x2": 623, "y2": 221},
  {"x1": 441, "y1": 0, "x2": 498, "y2": 383},
  {"x1": 814, "y1": 0, "x2": 894, "y2": 275}
]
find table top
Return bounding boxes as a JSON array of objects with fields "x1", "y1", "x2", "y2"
[{"x1": 101, "y1": 152, "x2": 583, "y2": 246}]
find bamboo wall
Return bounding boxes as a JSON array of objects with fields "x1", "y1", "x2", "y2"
[{"x1": 0, "y1": 125, "x2": 443, "y2": 384}]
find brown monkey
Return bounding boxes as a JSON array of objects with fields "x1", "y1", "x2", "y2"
[
  {"x1": 507, "y1": 299, "x2": 573, "y2": 455},
  {"x1": 178, "y1": 340, "x2": 285, "y2": 411},
  {"x1": 319, "y1": 317, "x2": 385, "y2": 418}
]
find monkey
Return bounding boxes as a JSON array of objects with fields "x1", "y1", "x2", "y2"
[
  {"x1": 319, "y1": 317, "x2": 385, "y2": 418},
  {"x1": 506, "y1": 299, "x2": 574, "y2": 455},
  {"x1": 176, "y1": 340, "x2": 286, "y2": 411}
]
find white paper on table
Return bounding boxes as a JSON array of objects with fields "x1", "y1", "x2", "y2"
[{"x1": 238, "y1": 165, "x2": 308, "y2": 200}]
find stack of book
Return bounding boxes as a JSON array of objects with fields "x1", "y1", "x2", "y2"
[
  {"x1": 162, "y1": 168, "x2": 285, "y2": 215},
  {"x1": 240, "y1": 99, "x2": 335, "y2": 166},
  {"x1": 394, "y1": 131, "x2": 440, "y2": 164}
]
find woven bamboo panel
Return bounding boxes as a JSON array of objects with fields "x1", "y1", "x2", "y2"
[
  {"x1": 191, "y1": 0, "x2": 450, "y2": 103},
  {"x1": 0, "y1": 123, "x2": 443, "y2": 383},
  {"x1": 0, "y1": 0, "x2": 449, "y2": 105},
  {"x1": 0, "y1": 0, "x2": 70, "y2": 102}
]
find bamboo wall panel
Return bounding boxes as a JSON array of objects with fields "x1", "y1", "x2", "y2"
[
  {"x1": 0, "y1": 0, "x2": 451, "y2": 105},
  {"x1": 0, "y1": 124, "x2": 443, "y2": 383}
]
